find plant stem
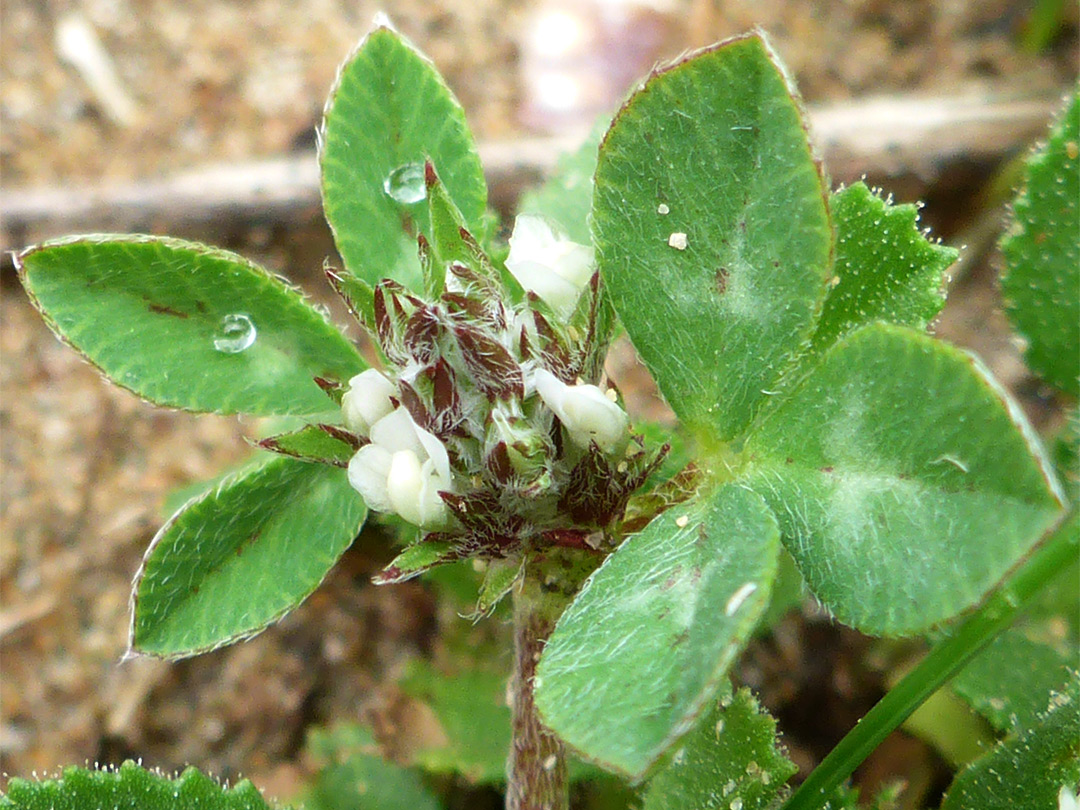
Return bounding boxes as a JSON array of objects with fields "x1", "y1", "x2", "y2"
[
  {"x1": 783, "y1": 508, "x2": 1078, "y2": 810},
  {"x1": 506, "y1": 552, "x2": 586, "y2": 810}
]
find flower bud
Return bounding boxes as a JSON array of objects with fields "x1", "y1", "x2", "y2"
[
  {"x1": 347, "y1": 444, "x2": 394, "y2": 512},
  {"x1": 487, "y1": 405, "x2": 551, "y2": 483},
  {"x1": 387, "y1": 450, "x2": 451, "y2": 529},
  {"x1": 534, "y1": 368, "x2": 629, "y2": 454},
  {"x1": 341, "y1": 369, "x2": 396, "y2": 435},
  {"x1": 505, "y1": 214, "x2": 593, "y2": 319}
]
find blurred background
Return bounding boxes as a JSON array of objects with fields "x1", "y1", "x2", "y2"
[{"x1": 1, "y1": 0, "x2": 1076, "y2": 805}]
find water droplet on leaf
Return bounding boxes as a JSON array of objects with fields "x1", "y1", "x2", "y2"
[
  {"x1": 383, "y1": 162, "x2": 427, "y2": 204},
  {"x1": 213, "y1": 313, "x2": 256, "y2": 353}
]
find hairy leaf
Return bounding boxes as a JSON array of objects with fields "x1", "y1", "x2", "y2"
[
  {"x1": 326, "y1": 268, "x2": 376, "y2": 329},
  {"x1": 257, "y1": 424, "x2": 359, "y2": 467},
  {"x1": 375, "y1": 538, "x2": 461, "y2": 584},
  {"x1": 808, "y1": 182, "x2": 956, "y2": 353},
  {"x1": 952, "y1": 627, "x2": 1075, "y2": 733},
  {"x1": 320, "y1": 24, "x2": 486, "y2": 290},
  {"x1": 0, "y1": 761, "x2": 281, "y2": 810},
  {"x1": 1001, "y1": 89, "x2": 1079, "y2": 397},
  {"x1": 16, "y1": 236, "x2": 365, "y2": 416},
  {"x1": 478, "y1": 556, "x2": 525, "y2": 615},
  {"x1": 941, "y1": 676, "x2": 1080, "y2": 810},
  {"x1": 643, "y1": 687, "x2": 796, "y2": 810},
  {"x1": 535, "y1": 482, "x2": 780, "y2": 779},
  {"x1": 743, "y1": 324, "x2": 1063, "y2": 636},
  {"x1": 593, "y1": 33, "x2": 831, "y2": 442},
  {"x1": 304, "y1": 725, "x2": 441, "y2": 810},
  {"x1": 131, "y1": 457, "x2": 366, "y2": 657}
]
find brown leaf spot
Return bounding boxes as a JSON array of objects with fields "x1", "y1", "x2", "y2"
[
  {"x1": 147, "y1": 302, "x2": 189, "y2": 318},
  {"x1": 714, "y1": 266, "x2": 729, "y2": 294}
]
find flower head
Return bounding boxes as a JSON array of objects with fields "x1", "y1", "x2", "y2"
[
  {"x1": 505, "y1": 214, "x2": 594, "y2": 319},
  {"x1": 332, "y1": 209, "x2": 667, "y2": 580}
]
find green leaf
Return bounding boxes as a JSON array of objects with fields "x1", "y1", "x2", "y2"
[
  {"x1": 326, "y1": 268, "x2": 376, "y2": 330},
  {"x1": 304, "y1": 725, "x2": 442, "y2": 810},
  {"x1": 0, "y1": 761, "x2": 281, "y2": 810},
  {"x1": 374, "y1": 538, "x2": 462, "y2": 584},
  {"x1": 1001, "y1": 89, "x2": 1079, "y2": 397},
  {"x1": 399, "y1": 659, "x2": 512, "y2": 784},
  {"x1": 257, "y1": 423, "x2": 359, "y2": 467},
  {"x1": 643, "y1": 687, "x2": 797, "y2": 810},
  {"x1": 808, "y1": 182, "x2": 956, "y2": 354},
  {"x1": 742, "y1": 323, "x2": 1064, "y2": 636},
  {"x1": 592, "y1": 33, "x2": 831, "y2": 442},
  {"x1": 753, "y1": 548, "x2": 805, "y2": 634},
  {"x1": 535, "y1": 482, "x2": 780, "y2": 779},
  {"x1": 941, "y1": 676, "x2": 1080, "y2": 810},
  {"x1": 320, "y1": 24, "x2": 487, "y2": 290},
  {"x1": 517, "y1": 120, "x2": 605, "y2": 244},
  {"x1": 477, "y1": 556, "x2": 525, "y2": 616},
  {"x1": 16, "y1": 236, "x2": 366, "y2": 416},
  {"x1": 423, "y1": 161, "x2": 480, "y2": 292},
  {"x1": 1053, "y1": 409, "x2": 1079, "y2": 505},
  {"x1": 131, "y1": 456, "x2": 366, "y2": 657},
  {"x1": 952, "y1": 628, "x2": 1075, "y2": 732}
]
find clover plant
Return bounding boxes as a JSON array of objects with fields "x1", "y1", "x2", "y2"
[{"x1": 7, "y1": 20, "x2": 1077, "y2": 810}]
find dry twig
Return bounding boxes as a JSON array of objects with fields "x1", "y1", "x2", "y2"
[{"x1": 2, "y1": 86, "x2": 1064, "y2": 249}]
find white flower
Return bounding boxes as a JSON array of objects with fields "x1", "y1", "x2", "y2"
[
  {"x1": 346, "y1": 406, "x2": 453, "y2": 529},
  {"x1": 505, "y1": 214, "x2": 594, "y2": 319},
  {"x1": 341, "y1": 369, "x2": 396, "y2": 435},
  {"x1": 387, "y1": 450, "x2": 450, "y2": 528},
  {"x1": 533, "y1": 368, "x2": 628, "y2": 454},
  {"x1": 1060, "y1": 785, "x2": 1080, "y2": 810},
  {"x1": 348, "y1": 444, "x2": 394, "y2": 512}
]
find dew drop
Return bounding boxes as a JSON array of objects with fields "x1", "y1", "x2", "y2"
[
  {"x1": 383, "y1": 162, "x2": 427, "y2": 204},
  {"x1": 213, "y1": 313, "x2": 256, "y2": 353}
]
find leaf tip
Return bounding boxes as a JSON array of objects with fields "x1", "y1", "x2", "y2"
[
  {"x1": 371, "y1": 10, "x2": 397, "y2": 32},
  {"x1": 424, "y1": 158, "x2": 440, "y2": 189}
]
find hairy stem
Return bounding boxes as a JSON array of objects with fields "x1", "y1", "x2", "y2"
[
  {"x1": 783, "y1": 508, "x2": 1078, "y2": 810},
  {"x1": 506, "y1": 551, "x2": 589, "y2": 810}
]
